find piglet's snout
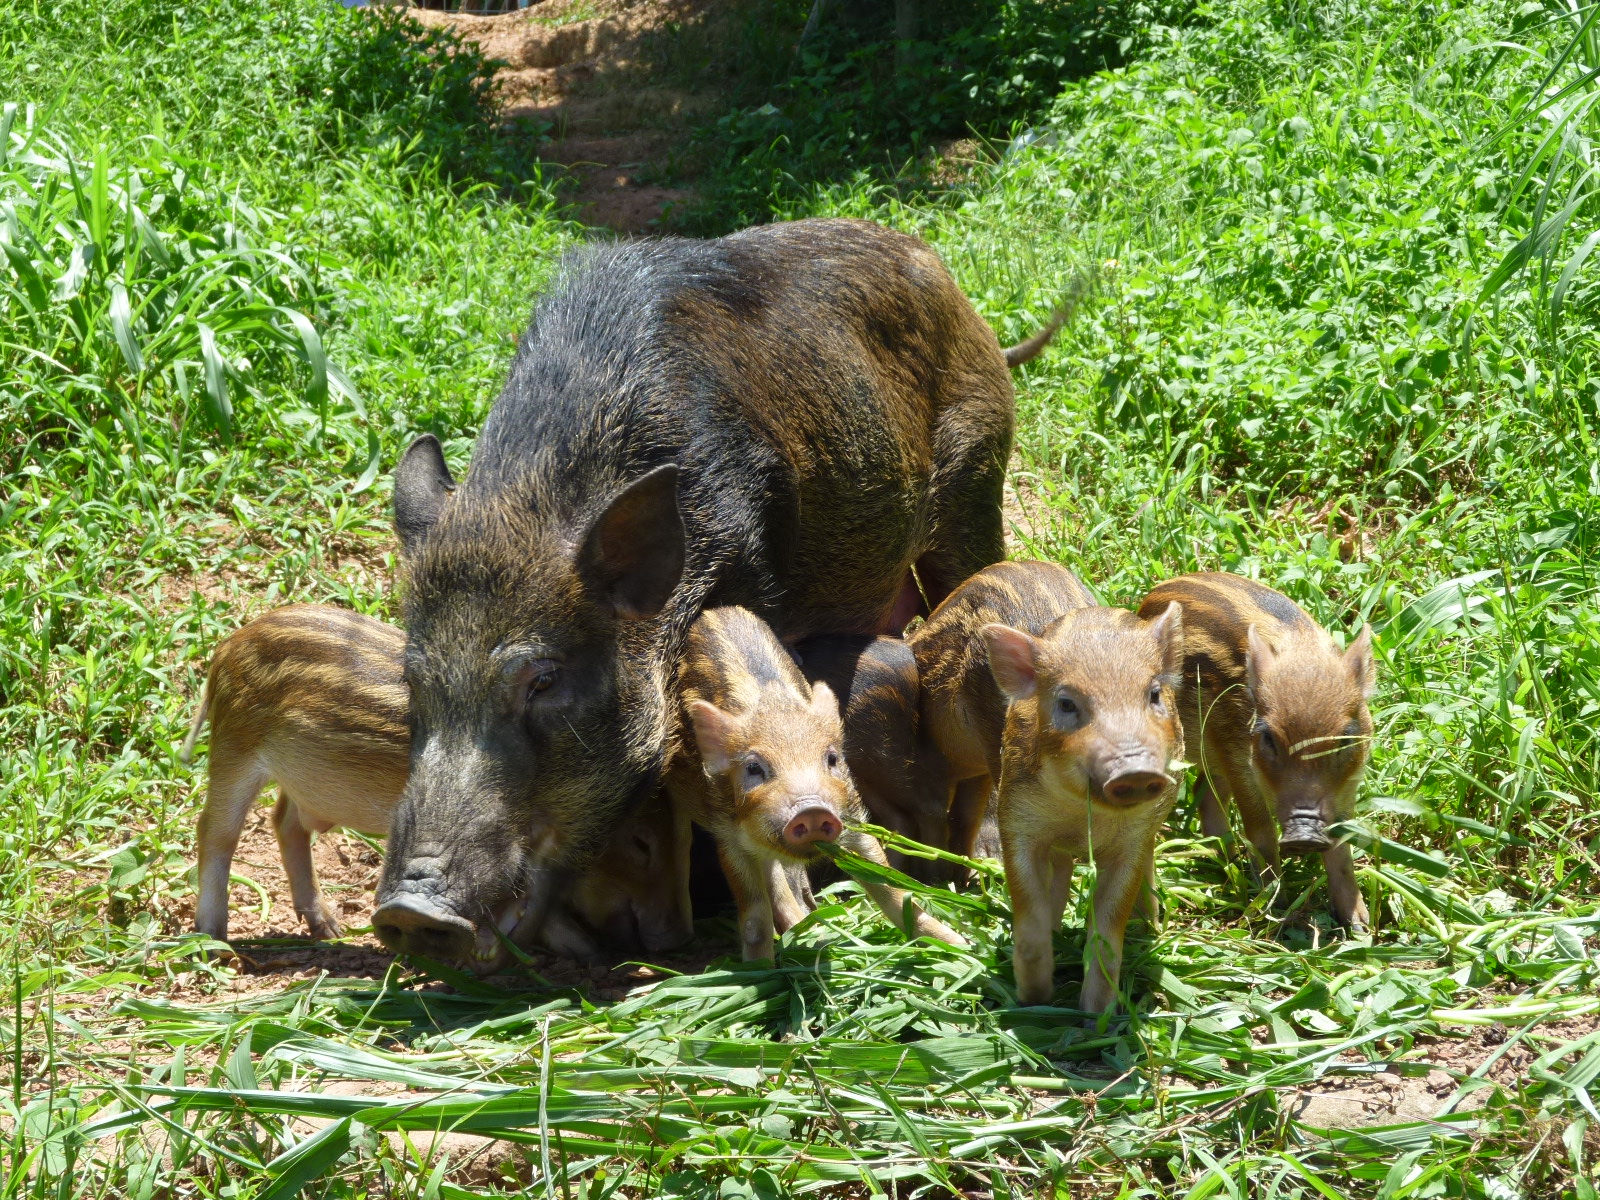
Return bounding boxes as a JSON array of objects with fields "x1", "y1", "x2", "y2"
[
  {"x1": 1279, "y1": 814, "x2": 1330, "y2": 855},
  {"x1": 1093, "y1": 749, "x2": 1174, "y2": 807},
  {"x1": 783, "y1": 800, "x2": 842, "y2": 849},
  {"x1": 1102, "y1": 769, "x2": 1172, "y2": 806}
]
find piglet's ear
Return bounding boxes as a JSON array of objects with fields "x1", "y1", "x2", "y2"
[
  {"x1": 1147, "y1": 600, "x2": 1185, "y2": 677},
  {"x1": 1345, "y1": 625, "x2": 1377, "y2": 698},
  {"x1": 576, "y1": 464, "x2": 685, "y2": 621},
  {"x1": 808, "y1": 679, "x2": 840, "y2": 722},
  {"x1": 982, "y1": 623, "x2": 1038, "y2": 701},
  {"x1": 1244, "y1": 624, "x2": 1277, "y2": 699},
  {"x1": 687, "y1": 699, "x2": 738, "y2": 775}
]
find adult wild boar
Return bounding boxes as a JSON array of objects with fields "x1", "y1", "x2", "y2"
[{"x1": 373, "y1": 218, "x2": 1062, "y2": 970}]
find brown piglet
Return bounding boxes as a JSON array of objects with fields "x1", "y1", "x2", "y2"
[
  {"x1": 668, "y1": 607, "x2": 967, "y2": 962},
  {"x1": 914, "y1": 562, "x2": 1186, "y2": 1011},
  {"x1": 1137, "y1": 573, "x2": 1375, "y2": 928},
  {"x1": 184, "y1": 605, "x2": 693, "y2": 958}
]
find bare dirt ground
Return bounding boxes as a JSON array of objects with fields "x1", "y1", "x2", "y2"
[
  {"x1": 408, "y1": 0, "x2": 725, "y2": 232},
  {"x1": 1287, "y1": 1010, "x2": 1600, "y2": 1129}
]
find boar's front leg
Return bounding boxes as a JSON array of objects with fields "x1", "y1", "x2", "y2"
[
  {"x1": 915, "y1": 423, "x2": 1009, "y2": 610},
  {"x1": 841, "y1": 829, "x2": 967, "y2": 948},
  {"x1": 1079, "y1": 839, "x2": 1151, "y2": 1014},
  {"x1": 1133, "y1": 845, "x2": 1160, "y2": 924}
]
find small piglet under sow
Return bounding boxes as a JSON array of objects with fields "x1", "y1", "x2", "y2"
[
  {"x1": 792, "y1": 633, "x2": 952, "y2": 882},
  {"x1": 1137, "y1": 573, "x2": 1375, "y2": 928},
  {"x1": 915, "y1": 562, "x2": 1186, "y2": 1012},
  {"x1": 667, "y1": 607, "x2": 966, "y2": 962},
  {"x1": 184, "y1": 605, "x2": 692, "y2": 957}
]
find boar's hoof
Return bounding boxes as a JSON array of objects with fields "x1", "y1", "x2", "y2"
[
  {"x1": 372, "y1": 895, "x2": 478, "y2": 962},
  {"x1": 784, "y1": 806, "x2": 841, "y2": 849},
  {"x1": 1101, "y1": 770, "x2": 1172, "y2": 807},
  {"x1": 1278, "y1": 819, "x2": 1330, "y2": 856}
]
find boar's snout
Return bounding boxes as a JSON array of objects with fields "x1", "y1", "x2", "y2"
[
  {"x1": 636, "y1": 908, "x2": 694, "y2": 953},
  {"x1": 1279, "y1": 814, "x2": 1330, "y2": 856},
  {"x1": 372, "y1": 894, "x2": 478, "y2": 962},
  {"x1": 783, "y1": 802, "x2": 842, "y2": 849},
  {"x1": 636, "y1": 902, "x2": 696, "y2": 953},
  {"x1": 1100, "y1": 768, "x2": 1172, "y2": 807}
]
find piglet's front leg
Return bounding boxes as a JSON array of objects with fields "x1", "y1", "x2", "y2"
[
  {"x1": 1323, "y1": 841, "x2": 1370, "y2": 931},
  {"x1": 771, "y1": 861, "x2": 814, "y2": 934},
  {"x1": 841, "y1": 829, "x2": 967, "y2": 948},
  {"x1": 1003, "y1": 829, "x2": 1063, "y2": 1006},
  {"x1": 1079, "y1": 839, "x2": 1151, "y2": 1014},
  {"x1": 717, "y1": 843, "x2": 778, "y2": 962}
]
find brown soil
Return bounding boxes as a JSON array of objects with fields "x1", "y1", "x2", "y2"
[
  {"x1": 1288, "y1": 1009, "x2": 1600, "y2": 1129},
  {"x1": 408, "y1": 0, "x2": 721, "y2": 232}
]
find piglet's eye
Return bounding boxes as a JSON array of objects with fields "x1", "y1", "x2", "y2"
[
  {"x1": 1148, "y1": 683, "x2": 1163, "y2": 707},
  {"x1": 1057, "y1": 696, "x2": 1079, "y2": 717},
  {"x1": 825, "y1": 748, "x2": 840, "y2": 770},
  {"x1": 744, "y1": 758, "x2": 768, "y2": 785},
  {"x1": 1259, "y1": 729, "x2": 1279, "y2": 758}
]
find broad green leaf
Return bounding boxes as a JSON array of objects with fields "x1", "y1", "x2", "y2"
[
  {"x1": 109, "y1": 283, "x2": 143, "y2": 374},
  {"x1": 196, "y1": 320, "x2": 233, "y2": 442},
  {"x1": 277, "y1": 307, "x2": 327, "y2": 416}
]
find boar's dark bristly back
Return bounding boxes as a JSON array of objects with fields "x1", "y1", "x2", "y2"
[{"x1": 376, "y1": 218, "x2": 1023, "y2": 972}]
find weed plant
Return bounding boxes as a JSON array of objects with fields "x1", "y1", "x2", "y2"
[{"x1": 1, "y1": 0, "x2": 1598, "y2": 1195}]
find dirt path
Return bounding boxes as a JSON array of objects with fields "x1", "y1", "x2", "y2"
[{"x1": 409, "y1": 0, "x2": 725, "y2": 232}]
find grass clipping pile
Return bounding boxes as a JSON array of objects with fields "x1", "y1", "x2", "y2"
[{"x1": 27, "y1": 821, "x2": 1600, "y2": 1194}]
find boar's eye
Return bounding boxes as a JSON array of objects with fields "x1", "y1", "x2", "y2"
[
  {"x1": 1257, "y1": 728, "x2": 1279, "y2": 760},
  {"x1": 525, "y1": 660, "x2": 561, "y2": 701},
  {"x1": 742, "y1": 755, "x2": 769, "y2": 788},
  {"x1": 630, "y1": 833, "x2": 654, "y2": 865},
  {"x1": 1148, "y1": 682, "x2": 1165, "y2": 711},
  {"x1": 825, "y1": 747, "x2": 841, "y2": 771}
]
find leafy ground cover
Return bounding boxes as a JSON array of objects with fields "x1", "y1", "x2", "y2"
[{"x1": 3, "y1": 0, "x2": 1599, "y2": 1195}]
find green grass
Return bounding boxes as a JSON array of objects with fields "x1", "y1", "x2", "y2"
[{"x1": 3, "y1": 0, "x2": 1600, "y2": 1195}]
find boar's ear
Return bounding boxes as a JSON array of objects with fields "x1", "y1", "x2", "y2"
[
  {"x1": 576, "y1": 464, "x2": 685, "y2": 620},
  {"x1": 394, "y1": 435, "x2": 456, "y2": 554},
  {"x1": 1244, "y1": 625, "x2": 1277, "y2": 698},
  {"x1": 1345, "y1": 625, "x2": 1377, "y2": 698},
  {"x1": 808, "y1": 679, "x2": 840, "y2": 722},
  {"x1": 982, "y1": 624, "x2": 1038, "y2": 701},
  {"x1": 1147, "y1": 601, "x2": 1185, "y2": 676},
  {"x1": 688, "y1": 699, "x2": 738, "y2": 774}
]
